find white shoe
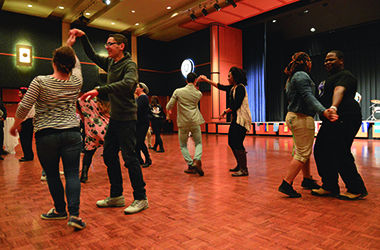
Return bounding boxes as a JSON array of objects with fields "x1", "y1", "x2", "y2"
[
  {"x1": 124, "y1": 199, "x2": 149, "y2": 214},
  {"x1": 40, "y1": 175, "x2": 47, "y2": 181},
  {"x1": 96, "y1": 196, "x2": 125, "y2": 207}
]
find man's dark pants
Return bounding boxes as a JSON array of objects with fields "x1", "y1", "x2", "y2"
[
  {"x1": 314, "y1": 116, "x2": 367, "y2": 195},
  {"x1": 103, "y1": 119, "x2": 146, "y2": 200}
]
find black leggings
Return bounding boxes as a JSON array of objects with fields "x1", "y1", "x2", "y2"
[
  {"x1": 151, "y1": 119, "x2": 163, "y2": 149},
  {"x1": 82, "y1": 148, "x2": 97, "y2": 167},
  {"x1": 136, "y1": 122, "x2": 150, "y2": 162},
  {"x1": 228, "y1": 122, "x2": 247, "y2": 151}
]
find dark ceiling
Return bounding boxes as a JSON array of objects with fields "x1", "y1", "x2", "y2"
[{"x1": 235, "y1": 0, "x2": 380, "y2": 40}]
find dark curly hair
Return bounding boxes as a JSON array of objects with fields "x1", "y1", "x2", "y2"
[
  {"x1": 284, "y1": 52, "x2": 311, "y2": 76},
  {"x1": 229, "y1": 67, "x2": 247, "y2": 86}
]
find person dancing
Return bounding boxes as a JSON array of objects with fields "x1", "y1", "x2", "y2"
[
  {"x1": 166, "y1": 72, "x2": 205, "y2": 176},
  {"x1": 277, "y1": 52, "x2": 338, "y2": 198},
  {"x1": 198, "y1": 67, "x2": 252, "y2": 177},
  {"x1": 77, "y1": 92, "x2": 110, "y2": 183},
  {"x1": 135, "y1": 82, "x2": 152, "y2": 168},
  {"x1": 10, "y1": 35, "x2": 85, "y2": 230},
  {"x1": 149, "y1": 96, "x2": 166, "y2": 153},
  {"x1": 17, "y1": 87, "x2": 35, "y2": 162},
  {"x1": 312, "y1": 50, "x2": 368, "y2": 200},
  {"x1": 70, "y1": 28, "x2": 148, "y2": 214}
]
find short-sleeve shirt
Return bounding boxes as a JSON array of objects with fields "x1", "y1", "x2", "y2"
[{"x1": 318, "y1": 69, "x2": 361, "y2": 117}]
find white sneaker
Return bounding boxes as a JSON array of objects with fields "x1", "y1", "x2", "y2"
[
  {"x1": 124, "y1": 199, "x2": 149, "y2": 214},
  {"x1": 41, "y1": 175, "x2": 47, "y2": 181},
  {"x1": 96, "y1": 196, "x2": 125, "y2": 207}
]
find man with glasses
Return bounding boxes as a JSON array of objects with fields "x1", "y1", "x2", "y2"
[{"x1": 70, "y1": 29, "x2": 148, "y2": 214}]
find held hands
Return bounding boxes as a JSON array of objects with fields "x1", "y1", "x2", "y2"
[
  {"x1": 66, "y1": 34, "x2": 77, "y2": 47},
  {"x1": 197, "y1": 75, "x2": 209, "y2": 83},
  {"x1": 323, "y1": 108, "x2": 339, "y2": 122},
  {"x1": 69, "y1": 28, "x2": 85, "y2": 38},
  {"x1": 80, "y1": 89, "x2": 99, "y2": 101}
]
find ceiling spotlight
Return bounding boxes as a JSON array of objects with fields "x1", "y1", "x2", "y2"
[
  {"x1": 201, "y1": 8, "x2": 208, "y2": 16},
  {"x1": 272, "y1": 19, "x2": 277, "y2": 23},
  {"x1": 214, "y1": 3, "x2": 221, "y2": 11},
  {"x1": 226, "y1": 0, "x2": 237, "y2": 8},
  {"x1": 304, "y1": 9, "x2": 309, "y2": 14},
  {"x1": 310, "y1": 27, "x2": 316, "y2": 32},
  {"x1": 85, "y1": 12, "x2": 90, "y2": 16},
  {"x1": 102, "y1": 0, "x2": 111, "y2": 5},
  {"x1": 27, "y1": 4, "x2": 32, "y2": 7},
  {"x1": 131, "y1": 10, "x2": 135, "y2": 13},
  {"x1": 166, "y1": 6, "x2": 172, "y2": 10},
  {"x1": 190, "y1": 13, "x2": 197, "y2": 21},
  {"x1": 58, "y1": 6, "x2": 64, "y2": 10}
]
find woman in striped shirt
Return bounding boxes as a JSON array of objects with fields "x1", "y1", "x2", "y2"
[{"x1": 10, "y1": 34, "x2": 86, "y2": 230}]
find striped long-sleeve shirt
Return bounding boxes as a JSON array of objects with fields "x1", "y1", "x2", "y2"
[{"x1": 15, "y1": 58, "x2": 82, "y2": 132}]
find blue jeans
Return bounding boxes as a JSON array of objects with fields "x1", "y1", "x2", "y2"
[
  {"x1": 103, "y1": 119, "x2": 146, "y2": 200},
  {"x1": 36, "y1": 129, "x2": 82, "y2": 216}
]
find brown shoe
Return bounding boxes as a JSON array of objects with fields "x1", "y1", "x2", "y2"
[
  {"x1": 231, "y1": 150, "x2": 248, "y2": 177},
  {"x1": 311, "y1": 188, "x2": 337, "y2": 197},
  {"x1": 338, "y1": 191, "x2": 367, "y2": 200},
  {"x1": 192, "y1": 159, "x2": 204, "y2": 176},
  {"x1": 184, "y1": 165, "x2": 197, "y2": 174}
]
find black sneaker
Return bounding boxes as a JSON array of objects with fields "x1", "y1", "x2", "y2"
[
  {"x1": 40, "y1": 208, "x2": 67, "y2": 220},
  {"x1": 278, "y1": 180, "x2": 301, "y2": 198},
  {"x1": 301, "y1": 177, "x2": 321, "y2": 190},
  {"x1": 229, "y1": 165, "x2": 240, "y2": 172},
  {"x1": 67, "y1": 216, "x2": 86, "y2": 230}
]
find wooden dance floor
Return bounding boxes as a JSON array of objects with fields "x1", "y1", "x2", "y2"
[{"x1": 1, "y1": 134, "x2": 380, "y2": 249}]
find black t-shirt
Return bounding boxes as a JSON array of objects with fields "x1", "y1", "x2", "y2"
[
  {"x1": 318, "y1": 69, "x2": 361, "y2": 118},
  {"x1": 136, "y1": 95, "x2": 150, "y2": 125}
]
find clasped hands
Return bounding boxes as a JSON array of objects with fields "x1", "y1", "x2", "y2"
[
  {"x1": 196, "y1": 75, "x2": 208, "y2": 84},
  {"x1": 323, "y1": 108, "x2": 339, "y2": 122}
]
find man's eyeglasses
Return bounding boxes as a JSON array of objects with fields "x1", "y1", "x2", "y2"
[{"x1": 104, "y1": 42, "x2": 119, "y2": 48}]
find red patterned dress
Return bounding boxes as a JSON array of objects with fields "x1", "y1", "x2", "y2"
[{"x1": 77, "y1": 98, "x2": 109, "y2": 151}]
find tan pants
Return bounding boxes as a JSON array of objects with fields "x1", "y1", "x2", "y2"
[{"x1": 285, "y1": 112, "x2": 315, "y2": 163}]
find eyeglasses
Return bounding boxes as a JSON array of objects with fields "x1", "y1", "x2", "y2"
[{"x1": 104, "y1": 42, "x2": 119, "y2": 48}]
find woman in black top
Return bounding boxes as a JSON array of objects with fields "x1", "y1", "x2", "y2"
[
  {"x1": 198, "y1": 67, "x2": 252, "y2": 176},
  {"x1": 135, "y1": 82, "x2": 152, "y2": 168},
  {"x1": 149, "y1": 96, "x2": 165, "y2": 152}
]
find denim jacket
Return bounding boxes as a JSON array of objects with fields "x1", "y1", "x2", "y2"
[{"x1": 286, "y1": 71, "x2": 325, "y2": 116}]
